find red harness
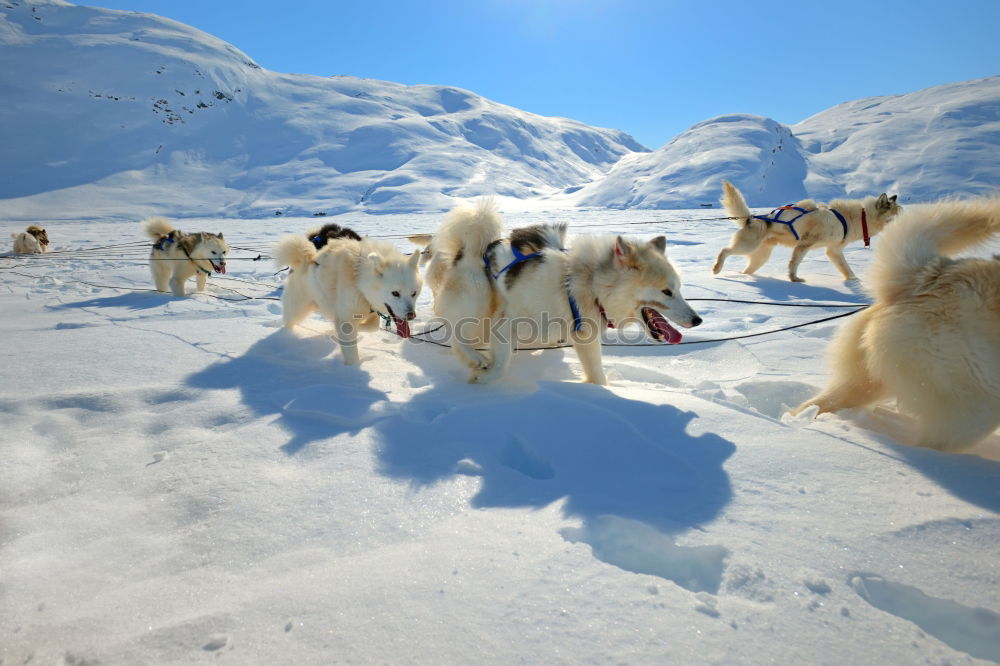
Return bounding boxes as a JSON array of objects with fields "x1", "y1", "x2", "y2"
[{"x1": 861, "y1": 208, "x2": 871, "y2": 248}]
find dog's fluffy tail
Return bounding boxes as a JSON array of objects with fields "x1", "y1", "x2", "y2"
[
  {"x1": 273, "y1": 234, "x2": 318, "y2": 271},
  {"x1": 142, "y1": 216, "x2": 175, "y2": 240},
  {"x1": 869, "y1": 197, "x2": 1000, "y2": 302},
  {"x1": 435, "y1": 199, "x2": 504, "y2": 265},
  {"x1": 720, "y1": 180, "x2": 752, "y2": 225}
]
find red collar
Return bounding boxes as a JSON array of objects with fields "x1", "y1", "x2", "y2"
[
  {"x1": 861, "y1": 208, "x2": 871, "y2": 247},
  {"x1": 597, "y1": 301, "x2": 615, "y2": 329}
]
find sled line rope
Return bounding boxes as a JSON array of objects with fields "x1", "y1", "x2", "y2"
[
  {"x1": 360, "y1": 218, "x2": 739, "y2": 240},
  {"x1": 687, "y1": 297, "x2": 867, "y2": 308},
  {"x1": 1, "y1": 270, "x2": 281, "y2": 302},
  {"x1": 2, "y1": 254, "x2": 270, "y2": 262},
  {"x1": 388, "y1": 304, "x2": 868, "y2": 351}
]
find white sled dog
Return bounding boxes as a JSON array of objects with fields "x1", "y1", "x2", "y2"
[
  {"x1": 792, "y1": 197, "x2": 1000, "y2": 452},
  {"x1": 421, "y1": 201, "x2": 702, "y2": 385},
  {"x1": 142, "y1": 217, "x2": 229, "y2": 296},
  {"x1": 713, "y1": 180, "x2": 901, "y2": 282},
  {"x1": 12, "y1": 225, "x2": 49, "y2": 254},
  {"x1": 273, "y1": 231, "x2": 422, "y2": 366}
]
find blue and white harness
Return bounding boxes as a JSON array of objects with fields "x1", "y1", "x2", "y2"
[
  {"x1": 752, "y1": 205, "x2": 848, "y2": 241},
  {"x1": 484, "y1": 244, "x2": 584, "y2": 332}
]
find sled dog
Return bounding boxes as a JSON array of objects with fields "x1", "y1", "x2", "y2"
[
  {"x1": 423, "y1": 201, "x2": 702, "y2": 385},
  {"x1": 273, "y1": 230, "x2": 422, "y2": 366},
  {"x1": 12, "y1": 225, "x2": 49, "y2": 254},
  {"x1": 713, "y1": 180, "x2": 901, "y2": 282},
  {"x1": 307, "y1": 222, "x2": 362, "y2": 249},
  {"x1": 142, "y1": 217, "x2": 229, "y2": 296},
  {"x1": 792, "y1": 197, "x2": 1000, "y2": 452}
]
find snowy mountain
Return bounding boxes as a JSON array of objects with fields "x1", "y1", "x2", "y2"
[
  {"x1": 1, "y1": 0, "x2": 997, "y2": 220},
  {"x1": 569, "y1": 77, "x2": 1000, "y2": 208},
  {"x1": 568, "y1": 114, "x2": 810, "y2": 209},
  {"x1": 0, "y1": 0, "x2": 646, "y2": 219}
]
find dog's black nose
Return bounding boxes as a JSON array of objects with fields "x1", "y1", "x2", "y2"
[
  {"x1": 407, "y1": 311, "x2": 416, "y2": 321},
  {"x1": 691, "y1": 315, "x2": 703, "y2": 327}
]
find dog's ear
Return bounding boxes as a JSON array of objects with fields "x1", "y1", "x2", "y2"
[
  {"x1": 367, "y1": 251, "x2": 384, "y2": 275},
  {"x1": 614, "y1": 236, "x2": 630, "y2": 257},
  {"x1": 648, "y1": 236, "x2": 667, "y2": 254},
  {"x1": 217, "y1": 232, "x2": 224, "y2": 240},
  {"x1": 876, "y1": 193, "x2": 890, "y2": 210},
  {"x1": 407, "y1": 250, "x2": 420, "y2": 269},
  {"x1": 889, "y1": 195, "x2": 898, "y2": 204}
]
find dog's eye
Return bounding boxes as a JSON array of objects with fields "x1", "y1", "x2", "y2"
[
  {"x1": 392, "y1": 291, "x2": 400, "y2": 298},
  {"x1": 411, "y1": 291, "x2": 417, "y2": 297},
  {"x1": 662, "y1": 288, "x2": 673, "y2": 297}
]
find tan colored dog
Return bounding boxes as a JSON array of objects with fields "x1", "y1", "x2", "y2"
[
  {"x1": 273, "y1": 232, "x2": 422, "y2": 366},
  {"x1": 423, "y1": 201, "x2": 702, "y2": 385},
  {"x1": 142, "y1": 217, "x2": 229, "y2": 296},
  {"x1": 793, "y1": 198, "x2": 1000, "y2": 452},
  {"x1": 713, "y1": 180, "x2": 901, "y2": 282},
  {"x1": 12, "y1": 225, "x2": 49, "y2": 254}
]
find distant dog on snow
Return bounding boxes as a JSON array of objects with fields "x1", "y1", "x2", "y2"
[
  {"x1": 792, "y1": 197, "x2": 1000, "y2": 452},
  {"x1": 713, "y1": 180, "x2": 901, "y2": 282},
  {"x1": 420, "y1": 200, "x2": 702, "y2": 385},
  {"x1": 142, "y1": 217, "x2": 229, "y2": 296},
  {"x1": 307, "y1": 222, "x2": 362, "y2": 249},
  {"x1": 11, "y1": 225, "x2": 50, "y2": 254},
  {"x1": 273, "y1": 229, "x2": 422, "y2": 366}
]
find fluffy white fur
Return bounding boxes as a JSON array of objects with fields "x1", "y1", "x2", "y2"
[
  {"x1": 11, "y1": 225, "x2": 49, "y2": 254},
  {"x1": 273, "y1": 234, "x2": 422, "y2": 366},
  {"x1": 793, "y1": 197, "x2": 1000, "y2": 452},
  {"x1": 713, "y1": 180, "x2": 901, "y2": 282},
  {"x1": 424, "y1": 201, "x2": 702, "y2": 385},
  {"x1": 142, "y1": 217, "x2": 229, "y2": 296}
]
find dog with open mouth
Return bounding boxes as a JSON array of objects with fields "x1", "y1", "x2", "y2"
[
  {"x1": 12, "y1": 225, "x2": 50, "y2": 254},
  {"x1": 419, "y1": 200, "x2": 702, "y2": 384},
  {"x1": 273, "y1": 229, "x2": 422, "y2": 366},
  {"x1": 142, "y1": 217, "x2": 229, "y2": 296}
]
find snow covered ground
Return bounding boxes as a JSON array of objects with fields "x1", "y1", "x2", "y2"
[{"x1": 3, "y1": 209, "x2": 999, "y2": 665}]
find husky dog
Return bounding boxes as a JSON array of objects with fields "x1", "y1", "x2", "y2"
[
  {"x1": 273, "y1": 230, "x2": 422, "y2": 366},
  {"x1": 142, "y1": 217, "x2": 229, "y2": 296},
  {"x1": 11, "y1": 225, "x2": 49, "y2": 254},
  {"x1": 792, "y1": 198, "x2": 1000, "y2": 452},
  {"x1": 713, "y1": 180, "x2": 901, "y2": 282},
  {"x1": 424, "y1": 201, "x2": 702, "y2": 385},
  {"x1": 307, "y1": 222, "x2": 362, "y2": 249}
]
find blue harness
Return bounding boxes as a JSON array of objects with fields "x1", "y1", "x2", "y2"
[
  {"x1": 153, "y1": 235, "x2": 175, "y2": 251},
  {"x1": 752, "y1": 205, "x2": 848, "y2": 241},
  {"x1": 484, "y1": 245, "x2": 583, "y2": 333},
  {"x1": 484, "y1": 245, "x2": 542, "y2": 280},
  {"x1": 567, "y1": 283, "x2": 583, "y2": 332}
]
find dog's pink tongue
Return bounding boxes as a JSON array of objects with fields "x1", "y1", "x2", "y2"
[
  {"x1": 395, "y1": 318, "x2": 410, "y2": 339},
  {"x1": 647, "y1": 308, "x2": 682, "y2": 344},
  {"x1": 217, "y1": 263, "x2": 226, "y2": 274}
]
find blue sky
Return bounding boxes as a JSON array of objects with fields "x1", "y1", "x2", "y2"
[{"x1": 92, "y1": 0, "x2": 999, "y2": 149}]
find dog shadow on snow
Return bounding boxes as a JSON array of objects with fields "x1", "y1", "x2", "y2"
[
  {"x1": 375, "y1": 344, "x2": 737, "y2": 594},
  {"x1": 47, "y1": 291, "x2": 176, "y2": 313},
  {"x1": 182, "y1": 327, "x2": 736, "y2": 592},
  {"x1": 184, "y1": 328, "x2": 391, "y2": 455}
]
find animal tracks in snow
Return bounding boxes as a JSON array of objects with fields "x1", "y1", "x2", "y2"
[
  {"x1": 500, "y1": 436, "x2": 555, "y2": 480},
  {"x1": 851, "y1": 573, "x2": 1000, "y2": 662},
  {"x1": 562, "y1": 515, "x2": 728, "y2": 594}
]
